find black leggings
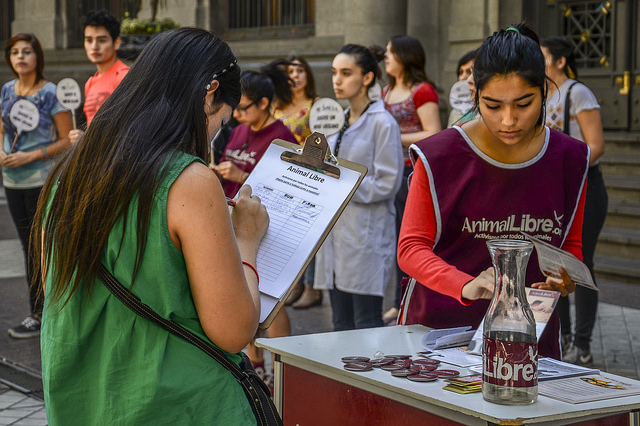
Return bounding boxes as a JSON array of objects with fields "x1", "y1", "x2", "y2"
[
  {"x1": 393, "y1": 166, "x2": 412, "y2": 308},
  {"x1": 557, "y1": 165, "x2": 608, "y2": 350},
  {"x1": 5, "y1": 186, "x2": 43, "y2": 317}
]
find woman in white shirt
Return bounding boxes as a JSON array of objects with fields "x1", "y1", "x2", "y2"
[
  {"x1": 541, "y1": 36, "x2": 607, "y2": 367},
  {"x1": 314, "y1": 44, "x2": 403, "y2": 331}
]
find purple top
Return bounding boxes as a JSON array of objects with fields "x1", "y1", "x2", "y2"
[
  {"x1": 404, "y1": 126, "x2": 589, "y2": 358},
  {"x1": 221, "y1": 120, "x2": 297, "y2": 197}
]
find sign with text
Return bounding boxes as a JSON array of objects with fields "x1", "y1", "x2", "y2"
[
  {"x1": 56, "y1": 78, "x2": 82, "y2": 111},
  {"x1": 309, "y1": 98, "x2": 345, "y2": 136}
]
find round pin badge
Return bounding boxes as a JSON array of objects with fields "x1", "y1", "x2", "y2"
[
  {"x1": 387, "y1": 355, "x2": 412, "y2": 360},
  {"x1": 380, "y1": 363, "x2": 405, "y2": 371},
  {"x1": 413, "y1": 358, "x2": 441, "y2": 366},
  {"x1": 343, "y1": 362, "x2": 373, "y2": 372},
  {"x1": 370, "y1": 357, "x2": 395, "y2": 367},
  {"x1": 395, "y1": 359, "x2": 412, "y2": 368},
  {"x1": 407, "y1": 373, "x2": 439, "y2": 382},
  {"x1": 413, "y1": 364, "x2": 438, "y2": 372},
  {"x1": 434, "y1": 369, "x2": 460, "y2": 378},
  {"x1": 341, "y1": 356, "x2": 370, "y2": 363},
  {"x1": 391, "y1": 368, "x2": 421, "y2": 377}
]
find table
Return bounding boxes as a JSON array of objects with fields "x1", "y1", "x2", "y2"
[{"x1": 256, "y1": 325, "x2": 640, "y2": 425}]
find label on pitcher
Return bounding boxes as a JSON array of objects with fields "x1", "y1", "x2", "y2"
[{"x1": 483, "y1": 337, "x2": 538, "y2": 387}]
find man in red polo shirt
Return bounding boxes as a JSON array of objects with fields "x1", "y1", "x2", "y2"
[{"x1": 69, "y1": 10, "x2": 129, "y2": 144}]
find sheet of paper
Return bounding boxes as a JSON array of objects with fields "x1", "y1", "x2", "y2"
[
  {"x1": 421, "y1": 326, "x2": 474, "y2": 350},
  {"x1": 522, "y1": 232, "x2": 597, "y2": 290},
  {"x1": 538, "y1": 374, "x2": 640, "y2": 403},
  {"x1": 423, "y1": 348, "x2": 482, "y2": 368},
  {"x1": 466, "y1": 288, "x2": 560, "y2": 355},
  {"x1": 243, "y1": 142, "x2": 362, "y2": 323}
]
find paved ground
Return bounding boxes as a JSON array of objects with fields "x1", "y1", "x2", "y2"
[{"x1": 0, "y1": 188, "x2": 638, "y2": 425}]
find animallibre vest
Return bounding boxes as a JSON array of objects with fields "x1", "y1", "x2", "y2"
[{"x1": 404, "y1": 127, "x2": 588, "y2": 354}]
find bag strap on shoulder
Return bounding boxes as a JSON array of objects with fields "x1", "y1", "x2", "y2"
[
  {"x1": 97, "y1": 265, "x2": 282, "y2": 425},
  {"x1": 563, "y1": 81, "x2": 579, "y2": 135}
]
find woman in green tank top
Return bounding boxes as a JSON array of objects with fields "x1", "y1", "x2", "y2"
[{"x1": 32, "y1": 28, "x2": 270, "y2": 425}]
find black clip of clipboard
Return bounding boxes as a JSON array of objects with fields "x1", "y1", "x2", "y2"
[{"x1": 280, "y1": 132, "x2": 341, "y2": 179}]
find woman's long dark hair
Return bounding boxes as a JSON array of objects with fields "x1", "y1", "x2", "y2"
[
  {"x1": 473, "y1": 22, "x2": 547, "y2": 125},
  {"x1": 541, "y1": 36, "x2": 578, "y2": 79},
  {"x1": 287, "y1": 55, "x2": 317, "y2": 100},
  {"x1": 242, "y1": 59, "x2": 294, "y2": 108},
  {"x1": 387, "y1": 35, "x2": 435, "y2": 89},
  {"x1": 32, "y1": 28, "x2": 241, "y2": 306}
]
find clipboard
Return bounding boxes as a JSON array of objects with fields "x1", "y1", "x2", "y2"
[{"x1": 243, "y1": 132, "x2": 367, "y2": 328}]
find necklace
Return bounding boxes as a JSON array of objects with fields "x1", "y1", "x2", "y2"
[{"x1": 16, "y1": 79, "x2": 38, "y2": 97}]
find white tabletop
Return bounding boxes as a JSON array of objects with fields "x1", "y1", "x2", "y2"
[{"x1": 256, "y1": 325, "x2": 640, "y2": 425}]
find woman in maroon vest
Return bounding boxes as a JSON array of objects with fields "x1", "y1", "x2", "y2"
[{"x1": 397, "y1": 23, "x2": 589, "y2": 360}]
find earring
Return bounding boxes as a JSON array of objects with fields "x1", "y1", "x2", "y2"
[{"x1": 206, "y1": 83, "x2": 211, "y2": 90}]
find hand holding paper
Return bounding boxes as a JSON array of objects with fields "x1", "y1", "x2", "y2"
[{"x1": 522, "y1": 232, "x2": 597, "y2": 291}]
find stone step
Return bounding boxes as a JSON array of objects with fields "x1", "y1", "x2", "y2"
[
  {"x1": 603, "y1": 131, "x2": 640, "y2": 155},
  {"x1": 600, "y1": 153, "x2": 640, "y2": 178},
  {"x1": 604, "y1": 176, "x2": 640, "y2": 204},
  {"x1": 594, "y1": 254, "x2": 640, "y2": 284},
  {"x1": 604, "y1": 201, "x2": 640, "y2": 229},
  {"x1": 596, "y1": 227, "x2": 640, "y2": 260}
]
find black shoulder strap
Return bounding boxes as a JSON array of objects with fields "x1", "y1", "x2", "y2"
[
  {"x1": 563, "y1": 81, "x2": 579, "y2": 135},
  {"x1": 97, "y1": 264, "x2": 282, "y2": 425},
  {"x1": 97, "y1": 265, "x2": 243, "y2": 375}
]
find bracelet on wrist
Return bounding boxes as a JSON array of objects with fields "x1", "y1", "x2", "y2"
[
  {"x1": 41, "y1": 147, "x2": 48, "y2": 159},
  {"x1": 241, "y1": 261, "x2": 259, "y2": 283}
]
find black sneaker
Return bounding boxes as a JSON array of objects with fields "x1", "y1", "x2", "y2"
[{"x1": 8, "y1": 315, "x2": 41, "y2": 339}]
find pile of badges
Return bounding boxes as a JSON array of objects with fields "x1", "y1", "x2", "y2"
[
  {"x1": 341, "y1": 355, "x2": 460, "y2": 383},
  {"x1": 441, "y1": 373, "x2": 483, "y2": 394}
]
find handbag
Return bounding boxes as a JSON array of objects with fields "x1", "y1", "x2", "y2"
[{"x1": 97, "y1": 265, "x2": 283, "y2": 426}]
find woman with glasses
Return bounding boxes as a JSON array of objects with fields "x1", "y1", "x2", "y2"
[
  {"x1": 211, "y1": 66, "x2": 297, "y2": 198},
  {"x1": 210, "y1": 63, "x2": 297, "y2": 394}
]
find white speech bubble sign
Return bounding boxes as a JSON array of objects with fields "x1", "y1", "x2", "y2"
[
  {"x1": 10, "y1": 99, "x2": 40, "y2": 135},
  {"x1": 309, "y1": 98, "x2": 345, "y2": 136},
  {"x1": 56, "y1": 78, "x2": 82, "y2": 111},
  {"x1": 449, "y1": 79, "x2": 474, "y2": 112},
  {"x1": 368, "y1": 82, "x2": 382, "y2": 102}
]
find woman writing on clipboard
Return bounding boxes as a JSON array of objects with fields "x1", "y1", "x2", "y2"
[{"x1": 35, "y1": 29, "x2": 271, "y2": 423}]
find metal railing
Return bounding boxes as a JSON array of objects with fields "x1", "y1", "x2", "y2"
[
  {"x1": 227, "y1": 0, "x2": 314, "y2": 39},
  {"x1": 560, "y1": 0, "x2": 613, "y2": 69}
]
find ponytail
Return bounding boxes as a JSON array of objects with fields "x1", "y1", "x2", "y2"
[
  {"x1": 338, "y1": 43, "x2": 384, "y2": 89},
  {"x1": 541, "y1": 36, "x2": 578, "y2": 80},
  {"x1": 242, "y1": 59, "x2": 294, "y2": 108}
]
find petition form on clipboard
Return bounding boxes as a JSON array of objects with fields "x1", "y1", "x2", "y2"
[{"x1": 241, "y1": 134, "x2": 367, "y2": 327}]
